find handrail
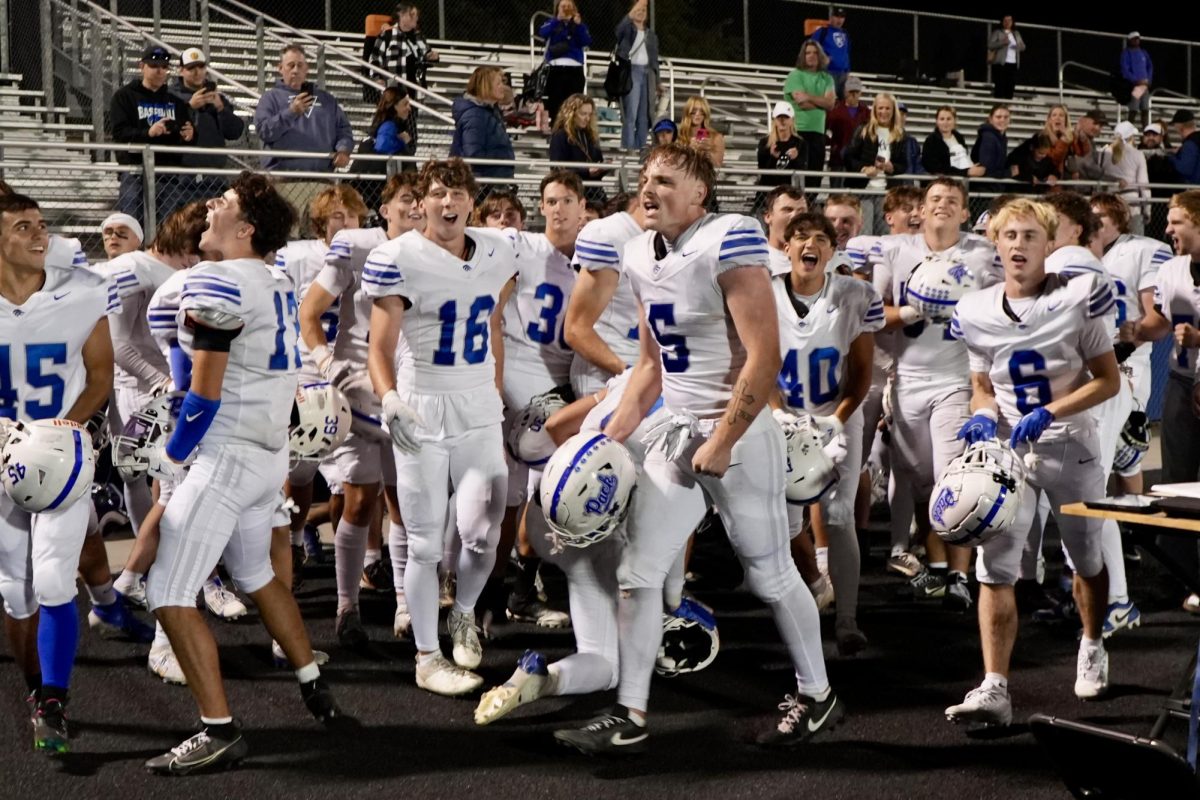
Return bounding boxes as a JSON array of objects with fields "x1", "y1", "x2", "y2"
[
  {"x1": 699, "y1": 75, "x2": 773, "y2": 134},
  {"x1": 206, "y1": 0, "x2": 454, "y2": 125}
]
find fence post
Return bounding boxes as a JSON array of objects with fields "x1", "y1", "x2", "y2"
[
  {"x1": 142, "y1": 148, "x2": 157, "y2": 242},
  {"x1": 200, "y1": 0, "x2": 210, "y2": 63},
  {"x1": 90, "y1": 6, "x2": 104, "y2": 149},
  {"x1": 40, "y1": 0, "x2": 53, "y2": 110},
  {"x1": 0, "y1": 0, "x2": 9, "y2": 74},
  {"x1": 152, "y1": 0, "x2": 161, "y2": 38},
  {"x1": 742, "y1": 0, "x2": 749, "y2": 64},
  {"x1": 317, "y1": 44, "x2": 326, "y2": 92},
  {"x1": 255, "y1": 16, "x2": 265, "y2": 94}
]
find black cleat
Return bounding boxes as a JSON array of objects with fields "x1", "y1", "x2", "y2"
[
  {"x1": 554, "y1": 706, "x2": 648, "y2": 755},
  {"x1": 756, "y1": 691, "x2": 844, "y2": 747},
  {"x1": 145, "y1": 725, "x2": 248, "y2": 775}
]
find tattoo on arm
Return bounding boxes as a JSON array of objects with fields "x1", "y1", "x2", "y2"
[{"x1": 726, "y1": 379, "x2": 757, "y2": 426}]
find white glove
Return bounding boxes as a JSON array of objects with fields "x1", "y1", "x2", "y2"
[
  {"x1": 823, "y1": 433, "x2": 848, "y2": 467},
  {"x1": 772, "y1": 408, "x2": 801, "y2": 431},
  {"x1": 311, "y1": 344, "x2": 336, "y2": 380},
  {"x1": 382, "y1": 389, "x2": 425, "y2": 455},
  {"x1": 640, "y1": 412, "x2": 697, "y2": 462},
  {"x1": 899, "y1": 305, "x2": 923, "y2": 324},
  {"x1": 147, "y1": 444, "x2": 192, "y2": 482},
  {"x1": 810, "y1": 414, "x2": 844, "y2": 444}
]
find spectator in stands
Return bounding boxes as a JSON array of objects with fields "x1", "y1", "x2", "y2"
[
  {"x1": 987, "y1": 15, "x2": 1025, "y2": 99},
  {"x1": 100, "y1": 213, "x2": 143, "y2": 259},
  {"x1": 550, "y1": 93, "x2": 607, "y2": 200},
  {"x1": 255, "y1": 45, "x2": 354, "y2": 173},
  {"x1": 450, "y1": 66, "x2": 516, "y2": 186},
  {"x1": 827, "y1": 75, "x2": 869, "y2": 175},
  {"x1": 109, "y1": 45, "x2": 195, "y2": 226},
  {"x1": 539, "y1": 0, "x2": 591, "y2": 123},
  {"x1": 1170, "y1": 110, "x2": 1200, "y2": 184},
  {"x1": 678, "y1": 96, "x2": 726, "y2": 168},
  {"x1": 652, "y1": 118, "x2": 677, "y2": 146},
  {"x1": 169, "y1": 47, "x2": 244, "y2": 199},
  {"x1": 757, "y1": 102, "x2": 806, "y2": 187},
  {"x1": 370, "y1": 3, "x2": 439, "y2": 91},
  {"x1": 1008, "y1": 132, "x2": 1058, "y2": 191},
  {"x1": 1068, "y1": 109, "x2": 1107, "y2": 180},
  {"x1": 474, "y1": 189, "x2": 526, "y2": 229},
  {"x1": 1121, "y1": 32, "x2": 1153, "y2": 130},
  {"x1": 783, "y1": 40, "x2": 836, "y2": 175},
  {"x1": 811, "y1": 7, "x2": 851, "y2": 99},
  {"x1": 844, "y1": 92, "x2": 907, "y2": 233},
  {"x1": 973, "y1": 104, "x2": 1013, "y2": 179},
  {"x1": 922, "y1": 106, "x2": 986, "y2": 177},
  {"x1": 615, "y1": 0, "x2": 660, "y2": 152},
  {"x1": 1098, "y1": 121, "x2": 1150, "y2": 234}
]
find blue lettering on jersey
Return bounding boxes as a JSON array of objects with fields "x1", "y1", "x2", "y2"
[
  {"x1": 1008, "y1": 350, "x2": 1051, "y2": 414},
  {"x1": 647, "y1": 303, "x2": 689, "y2": 373}
]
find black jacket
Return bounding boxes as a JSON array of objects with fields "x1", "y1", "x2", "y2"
[
  {"x1": 921, "y1": 129, "x2": 971, "y2": 176},
  {"x1": 108, "y1": 79, "x2": 192, "y2": 165},
  {"x1": 843, "y1": 125, "x2": 909, "y2": 188},
  {"x1": 167, "y1": 77, "x2": 244, "y2": 170}
]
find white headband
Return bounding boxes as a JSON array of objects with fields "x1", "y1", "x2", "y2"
[{"x1": 100, "y1": 213, "x2": 144, "y2": 244}]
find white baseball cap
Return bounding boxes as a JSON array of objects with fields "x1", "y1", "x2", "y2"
[
  {"x1": 772, "y1": 101, "x2": 794, "y2": 119},
  {"x1": 180, "y1": 47, "x2": 206, "y2": 67}
]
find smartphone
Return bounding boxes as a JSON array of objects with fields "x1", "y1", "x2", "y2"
[{"x1": 300, "y1": 81, "x2": 315, "y2": 96}]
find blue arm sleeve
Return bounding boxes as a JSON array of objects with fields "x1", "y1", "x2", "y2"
[
  {"x1": 165, "y1": 391, "x2": 220, "y2": 461},
  {"x1": 168, "y1": 340, "x2": 193, "y2": 392}
]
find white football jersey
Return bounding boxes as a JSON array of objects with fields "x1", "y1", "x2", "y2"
[
  {"x1": 503, "y1": 231, "x2": 576, "y2": 386},
  {"x1": 624, "y1": 213, "x2": 770, "y2": 417},
  {"x1": 875, "y1": 232, "x2": 1001, "y2": 381},
  {"x1": 362, "y1": 227, "x2": 518, "y2": 393},
  {"x1": 1154, "y1": 255, "x2": 1200, "y2": 379},
  {"x1": 93, "y1": 251, "x2": 176, "y2": 390},
  {"x1": 175, "y1": 259, "x2": 299, "y2": 451},
  {"x1": 1101, "y1": 233, "x2": 1172, "y2": 327},
  {"x1": 573, "y1": 212, "x2": 643, "y2": 369},
  {"x1": 0, "y1": 263, "x2": 118, "y2": 422},
  {"x1": 773, "y1": 273, "x2": 885, "y2": 416},
  {"x1": 952, "y1": 272, "x2": 1115, "y2": 438},
  {"x1": 47, "y1": 235, "x2": 88, "y2": 270},
  {"x1": 316, "y1": 228, "x2": 390, "y2": 370}
]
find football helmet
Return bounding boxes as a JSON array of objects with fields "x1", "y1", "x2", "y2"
[
  {"x1": 290, "y1": 382, "x2": 352, "y2": 463},
  {"x1": 655, "y1": 597, "x2": 720, "y2": 677},
  {"x1": 506, "y1": 393, "x2": 568, "y2": 467},
  {"x1": 112, "y1": 392, "x2": 185, "y2": 482},
  {"x1": 782, "y1": 415, "x2": 837, "y2": 505},
  {"x1": 904, "y1": 255, "x2": 977, "y2": 322},
  {"x1": 929, "y1": 440, "x2": 1027, "y2": 547},
  {"x1": 1113, "y1": 410, "x2": 1151, "y2": 475},
  {"x1": 1, "y1": 419, "x2": 97, "y2": 513},
  {"x1": 539, "y1": 431, "x2": 637, "y2": 551}
]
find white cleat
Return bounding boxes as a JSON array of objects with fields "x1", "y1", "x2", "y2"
[
  {"x1": 1075, "y1": 644, "x2": 1110, "y2": 700},
  {"x1": 474, "y1": 650, "x2": 550, "y2": 725},
  {"x1": 945, "y1": 683, "x2": 1012, "y2": 727},
  {"x1": 415, "y1": 652, "x2": 483, "y2": 697},
  {"x1": 393, "y1": 602, "x2": 412, "y2": 639},
  {"x1": 448, "y1": 608, "x2": 482, "y2": 670},
  {"x1": 148, "y1": 643, "x2": 187, "y2": 685},
  {"x1": 203, "y1": 576, "x2": 247, "y2": 621}
]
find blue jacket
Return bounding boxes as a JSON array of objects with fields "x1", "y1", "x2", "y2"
[
  {"x1": 1170, "y1": 132, "x2": 1200, "y2": 184},
  {"x1": 1120, "y1": 47, "x2": 1153, "y2": 84},
  {"x1": 812, "y1": 25, "x2": 850, "y2": 73},
  {"x1": 254, "y1": 79, "x2": 354, "y2": 172},
  {"x1": 450, "y1": 95, "x2": 514, "y2": 178},
  {"x1": 539, "y1": 18, "x2": 591, "y2": 63}
]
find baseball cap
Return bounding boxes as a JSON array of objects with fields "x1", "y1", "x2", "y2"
[
  {"x1": 772, "y1": 101, "x2": 794, "y2": 119},
  {"x1": 180, "y1": 47, "x2": 206, "y2": 68},
  {"x1": 652, "y1": 118, "x2": 678, "y2": 135},
  {"x1": 1171, "y1": 109, "x2": 1195, "y2": 124},
  {"x1": 1144, "y1": 122, "x2": 1163, "y2": 135},
  {"x1": 845, "y1": 76, "x2": 865, "y2": 93},
  {"x1": 140, "y1": 45, "x2": 171, "y2": 65}
]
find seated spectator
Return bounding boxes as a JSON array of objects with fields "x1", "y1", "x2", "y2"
[
  {"x1": 922, "y1": 106, "x2": 986, "y2": 177},
  {"x1": 651, "y1": 118, "x2": 677, "y2": 145},
  {"x1": 539, "y1": 0, "x2": 591, "y2": 122},
  {"x1": 972, "y1": 104, "x2": 1013, "y2": 179},
  {"x1": 1098, "y1": 121, "x2": 1150, "y2": 233},
  {"x1": 450, "y1": 66, "x2": 516, "y2": 185},
  {"x1": 549, "y1": 93, "x2": 607, "y2": 199},
  {"x1": 827, "y1": 75, "x2": 869, "y2": 174},
  {"x1": 844, "y1": 92, "x2": 907, "y2": 233},
  {"x1": 474, "y1": 189, "x2": 527, "y2": 230},
  {"x1": 757, "y1": 102, "x2": 806, "y2": 187},
  {"x1": 254, "y1": 44, "x2": 354, "y2": 173},
  {"x1": 1170, "y1": 109, "x2": 1200, "y2": 184},
  {"x1": 783, "y1": 39, "x2": 836, "y2": 174},
  {"x1": 1008, "y1": 132, "x2": 1058, "y2": 191},
  {"x1": 678, "y1": 96, "x2": 726, "y2": 167}
]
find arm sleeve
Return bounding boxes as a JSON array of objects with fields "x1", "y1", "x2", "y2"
[
  {"x1": 714, "y1": 217, "x2": 769, "y2": 275},
  {"x1": 253, "y1": 91, "x2": 296, "y2": 144}
]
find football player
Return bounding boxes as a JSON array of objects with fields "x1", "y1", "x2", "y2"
[
  {"x1": 366, "y1": 159, "x2": 517, "y2": 696},
  {"x1": 144, "y1": 173, "x2": 341, "y2": 775},
  {"x1": 0, "y1": 193, "x2": 118, "y2": 753},
  {"x1": 554, "y1": 143, "x2": 838, "y2": 753},
  {"x1": 946, "y1": 197, "x2": 1120, "y2": 726}
]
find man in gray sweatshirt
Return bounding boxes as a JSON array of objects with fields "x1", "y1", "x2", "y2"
[{"x1": 254, "y1": 44, "x2": 354, "y2": 173}]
